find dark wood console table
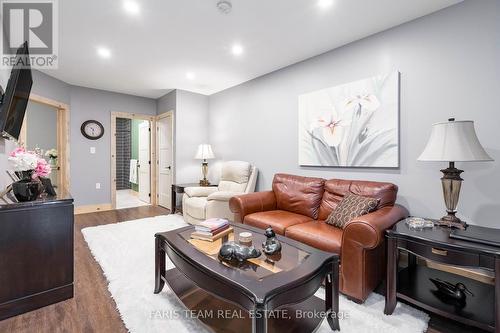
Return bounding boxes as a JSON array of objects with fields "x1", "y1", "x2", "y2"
[
  {"x1": 0, "y1": 191, "x2": 74, "y2": 320},
  {"x1": 385, "y1": 220, "x2": 499, "y2": 332}
]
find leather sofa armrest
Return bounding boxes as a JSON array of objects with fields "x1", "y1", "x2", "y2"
[
  {"x1": 207, "y1": 191, "x2": 241, "y2": 202},
  {"x1": 342, "y1": 204, "x2": 409, "y2": 250},
  {"x1": 229, "y1": 191, "x2": 277, "y2": 223},
  {"x1": 184, "y1": 186, "x2": 219, "y2": 198}
]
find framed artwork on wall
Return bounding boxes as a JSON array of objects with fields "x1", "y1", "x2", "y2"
[{"x1": 298, "y1": 71, "x2": 400, "y2": 168}]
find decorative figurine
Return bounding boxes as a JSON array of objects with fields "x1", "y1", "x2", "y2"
[
  {"x1": 262, "y1": 227, "x2": 282, "y2": 255},
  {"x1": 218, "y1": 241, "x2": 261, "y2": 263},
  {"x1": 429, "y1": 278, "x2": 474, "y2": 301}
]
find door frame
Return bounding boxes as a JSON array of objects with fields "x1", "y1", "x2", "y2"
[
  {"x1": 110, "y1": 112, "x2": 157, "y2": 209},
  {"x1": 156, "y1": 110, "x2": 174, "y2": 209},
  {"x1": 20, "y1": 93, "x2": 71, "y2": 191}
]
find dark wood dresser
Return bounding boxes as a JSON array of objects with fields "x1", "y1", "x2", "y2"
[{"x1": 0, "y1": 192, "x2": 74, "y2": 320}]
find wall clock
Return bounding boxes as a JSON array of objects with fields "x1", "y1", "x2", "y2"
[{"x1": 81, "y1": 120, "x2": 104, "y2": 140}]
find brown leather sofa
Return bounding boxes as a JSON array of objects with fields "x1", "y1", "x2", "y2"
[{"x1": 229, "y1": 173, "x2": 409, "y2": 303}]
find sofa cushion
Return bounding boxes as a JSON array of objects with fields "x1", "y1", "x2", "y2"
[
  {"x1": 272, "y1": 173, "x2": 325, "y2": 219},
  {"x1": 285, "y1": 220, "x2": 343, "y2": 254},
  {"x1": 325, "y1": 193, "x2": 379, "y2": 228},
  {"x1": 318, "y1": 179, "x2": 398, "y2": 220},
  {"x1": 183, "y1": 197, "x2": 208, "y2": 220},
  {"x1": 244, "y1": 210, "x2": 311, "y2": 235}
]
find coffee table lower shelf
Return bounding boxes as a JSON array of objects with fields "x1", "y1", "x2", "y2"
[{"x1": 165, "y1": 268, "x2": 329, "y2": 333}]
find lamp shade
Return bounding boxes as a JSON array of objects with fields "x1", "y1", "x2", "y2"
[
  {"x1": 195, "y1": 144, "x2": 215, "y2": 160},
  {"x1": 418, "y1": 120, "x2": 493, "y2": 162}
]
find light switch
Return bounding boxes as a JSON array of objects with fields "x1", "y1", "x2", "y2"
[
  {"x1": 96, "y1": 183, "x2": 101, "y2": 189},
  {"x1": 90, "y1": 147, "x2": 96, "y2": 154}
]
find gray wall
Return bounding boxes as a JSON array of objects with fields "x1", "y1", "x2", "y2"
[
  {"x1": 0, "y1": 72, "x2": 204, "y2": 205},
  {"x1": 25, "y1": 101, "x2": 57, "y2": 153},
  {"x1": 0, "y1": 69, "x2": 157, "y2": 206},
  {"x1": 175, "y1": 90, "x2": 209, "y2": 183},
  {"x1": 208, "y1": 0, "x2": 500, "y2": 227},
  {"x1": 31, "y1": 70, "x2": 71, "y2": 105},
  {"x1": 70, "y1": 86, "x2": 156, "y2": 206},
  {"x1": 157, "y1": 90, "x2": 176, "y2": 115},
  {"x1": 156, "y1": 89, "x2": 210, "y2": 184}
]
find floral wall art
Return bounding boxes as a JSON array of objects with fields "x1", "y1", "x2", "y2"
[{"x1": 298, "y1": 71, "x2": 400, "y2": 168}]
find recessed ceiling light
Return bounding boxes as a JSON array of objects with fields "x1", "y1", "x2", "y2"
[
  {"x1": 231, "y1": 44, "x2": 244, "y2": 56},
  {"x1": 123, "y1": 1, "x2": 140, "y2": 15},
  {"x1": 317, "y1": 0, "x2": 334, "y2": 9},
  {"x1": 97, "y1": 47, "x2": 111, "y2": 59},
  {"x1": 186, "y1": 72, "x2": 196, "y2": 80}
]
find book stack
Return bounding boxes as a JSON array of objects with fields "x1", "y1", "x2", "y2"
[{"x1": 191, "y1": 218, "x2": 232, "y2": 242}]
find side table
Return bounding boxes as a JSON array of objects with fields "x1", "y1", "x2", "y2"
[
  {"x1": 170, "y1": 183, "x2": 217, "y2": 214},
  {"x1": 384, "y1": 219, "x2": 500, "y2": 332}
]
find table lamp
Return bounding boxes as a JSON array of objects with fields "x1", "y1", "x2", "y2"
[
  {"x1": 195, "y1": 144, "x2": 215, "y2": 186},
  {"x1": 418, "y1": 118, "x2": 493, "y2": 229}
]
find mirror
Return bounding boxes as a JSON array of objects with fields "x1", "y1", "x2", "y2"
[{"x1": 19, "y1": 100, "x2": 60, "y2": 188}]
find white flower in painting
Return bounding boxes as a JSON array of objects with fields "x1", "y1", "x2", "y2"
[
  {"x1": 310, "y1": 109, "x2": 351, "y2": 147},
  {"x1": 345, "y1": 94, "x2": 380, "y2": 112}
]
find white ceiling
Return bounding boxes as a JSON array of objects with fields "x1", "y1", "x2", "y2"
[{"x1": 41, "y1": 0, "x2": 463, "y2": 98}]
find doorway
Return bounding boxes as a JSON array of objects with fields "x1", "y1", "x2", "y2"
[
  {"x1": 111, "y1": 112, "x2": 156, "y2": 210},
  {"x1": 18, "y1": 94, "x2": 70, "y2": 191},
  {"x1": 156, "y1": 111, "x2": 174, "y2": 209}
]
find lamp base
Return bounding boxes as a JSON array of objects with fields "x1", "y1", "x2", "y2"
[
  {"x1": 438, "y1": 162, "x2": 466, "y2": 230},
  {"x1": 436, "y1": 213, "x2": 467, "y2": 230},
  {"x1": 199, "y1": 161, "x2": 210, "y2": 187},
  {"x1": 199, "y1": 179, "x2": 210, "y2": 187}
]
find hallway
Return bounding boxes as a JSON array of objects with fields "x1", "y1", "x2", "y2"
[{"x1": 116, "y1": 189, "x2": 149, "y2": 209}]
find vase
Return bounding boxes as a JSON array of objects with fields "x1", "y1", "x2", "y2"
[
  {"x1": 12, "y1": 179, "x2": 42, "y2": 202},
  {"x1": 15, "y1": 170, "x2": 34, "y2": 181},
  {"x1": 49, "y1": 158, "x2": 58, "y2": 167}
]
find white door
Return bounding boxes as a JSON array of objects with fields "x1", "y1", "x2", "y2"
[
  {"x1": 157, "y1": 114, "x2": 173, "y2": 209},
  {"x1": 138, "y1": 121, "x2": 151, "y2": 203}
]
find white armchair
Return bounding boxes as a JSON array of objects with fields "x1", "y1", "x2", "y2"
[{"x1": 182, "y1": 161, "x2": 258, "y2": 225}]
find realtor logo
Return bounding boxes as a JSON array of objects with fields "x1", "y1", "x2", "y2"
[{"x1": 1, "y1": 0, "x2": 58, "y2": 68}]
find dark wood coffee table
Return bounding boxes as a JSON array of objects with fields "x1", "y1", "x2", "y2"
[{"x1": 154, "y1": 223, "x2": 340, "y2": 333}]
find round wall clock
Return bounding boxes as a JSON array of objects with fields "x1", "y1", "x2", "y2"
[{"x1": 81, "y1": 120, "x2": 104, "y2": 140}]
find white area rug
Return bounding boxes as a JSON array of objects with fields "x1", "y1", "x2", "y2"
[{"x1": 82, "y1": 215, "x2": 429, "y2": 333}]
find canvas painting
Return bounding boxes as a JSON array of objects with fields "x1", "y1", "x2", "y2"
[{"x1": 298, "y1": 71, "x2": 399, "y2": 167}]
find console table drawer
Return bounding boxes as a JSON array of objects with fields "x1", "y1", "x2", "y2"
[{"x1": 404, "y1": 240, "x2": 480, "y2": 267}]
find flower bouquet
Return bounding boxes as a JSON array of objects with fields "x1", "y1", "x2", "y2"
[
  {"x1": 8, "y1": 147, "x2": 51, "y2": 201},
  {"x1": 45, "y1": 148, "x2": 58, "y2": 166}
]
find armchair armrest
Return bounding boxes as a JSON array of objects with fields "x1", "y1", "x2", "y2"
[
  {"x1": 184, "y1": 186, "x2": 219, "y2": 198},
  {"x1": 229, "y1": 191, "x2": 277, "y2": 223},
  {"x1": 207, "y1": 191, "x2": 241, "y2": 202},
  {"x1": 342, "y1": 204, "x2": 409, "y2": 250}
]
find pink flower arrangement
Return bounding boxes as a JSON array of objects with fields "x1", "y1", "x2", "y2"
[
  {"x1": 8, "y1": 147, "x2": 52, "y2": 179},
  {"x1": 9, "y1": 147, "x2": 27, "y2": 157},
  {"x1": 34, "y1": 158, "x2": 51, "y2": 178}
]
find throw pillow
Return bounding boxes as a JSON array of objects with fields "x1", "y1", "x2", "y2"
[{"x1": 326, "y1": 193, "x2": 379, "y2": 228}]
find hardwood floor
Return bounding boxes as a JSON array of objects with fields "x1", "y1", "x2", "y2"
[
  {"x1": 0, "y1": 205, "x2": 168, "y2": 333},
  {"x1": 0, "y1": 205, "x2": 488, "y2": 333}
]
